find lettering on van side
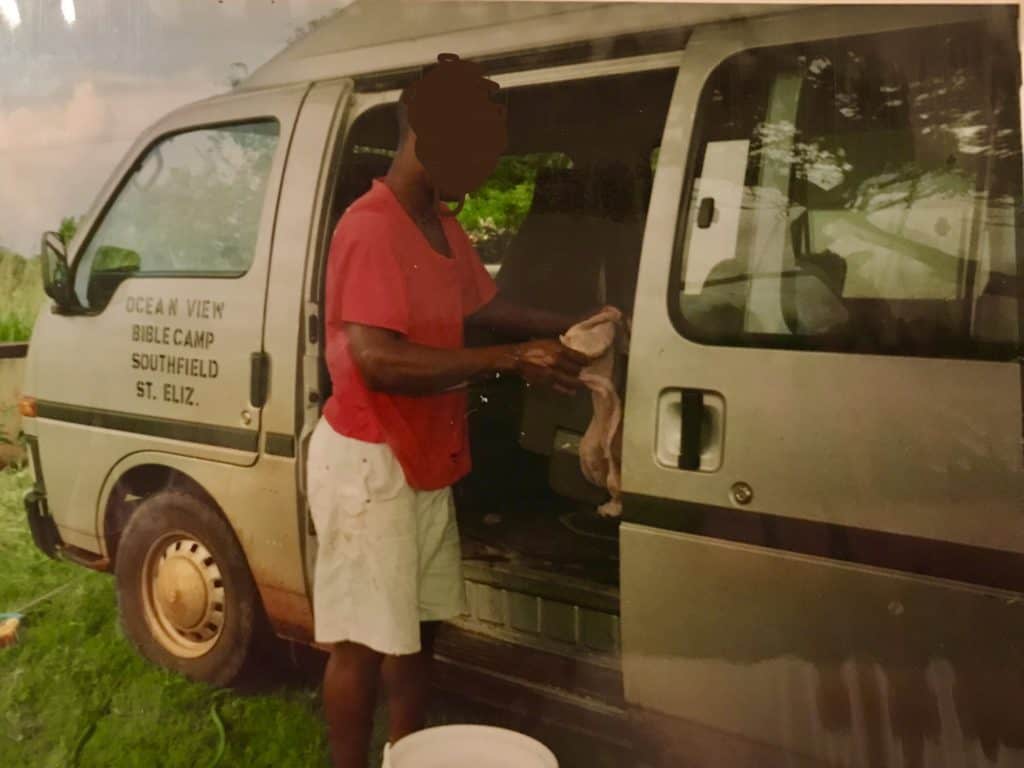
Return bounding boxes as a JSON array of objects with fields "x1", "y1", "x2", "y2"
[
  {"x1": 133, "y1": 380, "x2": 196, "y2": 405},
  {"x1": 126, "y1": 298, "x2": 224, "y2": 409},
  {"x1": 131, "y1": 325, "x2": 215, "y2": 349},
  {"x1": 125, "y1": 296, "x2": 224, "y2": 319},
  {"x1": 131, "y1": 353, "x2": 219, "y2": 379}
]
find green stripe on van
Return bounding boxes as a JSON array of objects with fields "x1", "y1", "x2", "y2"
[
  {"x1": 35, "y1": 400, "x2": 258, "y2": 452},
  {"x1": 265, "y1": 432, "x2": 295, "y2": 457}
]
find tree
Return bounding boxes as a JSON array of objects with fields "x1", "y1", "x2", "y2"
[
  {"x1": 457, "y1": 153, "x2": 571, "y2": 263},
  {"x1": 58, "y1": 216, "x2": 79, "y2": 245}
]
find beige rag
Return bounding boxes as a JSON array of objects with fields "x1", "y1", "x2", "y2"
[{"x1": 560, "y1": 307, "x2": 627, "y2": 518}]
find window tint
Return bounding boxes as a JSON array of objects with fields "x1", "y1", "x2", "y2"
[
  {"x1": 76, "y1": 121, "x2": 279, "y2": 309},
  {"x1": 675, "y1": 22, "x2": 1021, "y2": 359}
]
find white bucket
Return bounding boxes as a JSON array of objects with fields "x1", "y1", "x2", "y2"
[{"x1": 387, "y1": 725, "x2": 558, "y2": 768}]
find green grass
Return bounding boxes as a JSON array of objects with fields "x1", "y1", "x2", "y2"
[
  {"x1": 0, "y1": 250, "x2": 45, "y2": 342},
  {"x1": 0, "y1": 468, "x2": 625, "y2": 767},
  {"x1": 0, "y1": 314, "x2": 35, "y2": 342},
  {"x1": 0, "y1": 467, "x2": 335, "y2": 767}
]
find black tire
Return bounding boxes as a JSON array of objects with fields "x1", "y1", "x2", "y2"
[{"x1": 115, "y1": 490, "x2": 261, "y2": 687}]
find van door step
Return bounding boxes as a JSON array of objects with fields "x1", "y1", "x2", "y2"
[
  {"x1": 459, "y1": 560, "x2": 621, "y2": 657},
  {"x1": 464, "y1": 559, "x2": 618, "y2": 612}
]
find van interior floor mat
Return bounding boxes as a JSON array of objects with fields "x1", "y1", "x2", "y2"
[
  {"x1": 456, "y1": 497, "x2": 619, "y2": 587},
  {"x1": 458, "y1": 410, "x2": 619, "y2": 586}
]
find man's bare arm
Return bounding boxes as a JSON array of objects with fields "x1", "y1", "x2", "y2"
[
  {"x1": 466, "y1": 293, "x2": 588, "y2": 340},
  {"x1": 344, "y1": 323, "x2": 590, "y2": 397}
]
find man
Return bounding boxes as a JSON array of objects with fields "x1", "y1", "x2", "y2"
[{"x1": 308, "y1": 54, "x2": 603, "y2": 768}]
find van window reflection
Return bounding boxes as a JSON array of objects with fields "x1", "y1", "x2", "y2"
[
  {"x1": 677, "y1": 21, "x2": 1021, "y2": 360},
  {"x1": 74, "y1": 121, "x2": 280, "y2": 310}
]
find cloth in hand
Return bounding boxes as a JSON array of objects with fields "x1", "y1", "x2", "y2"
[{"x1": 560, "y1": 307, "x2": 628, "y2": 518}]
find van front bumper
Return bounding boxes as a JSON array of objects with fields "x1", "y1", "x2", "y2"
[{"x1": 24, "y1": 489, "x2": 61, "y2": 559}]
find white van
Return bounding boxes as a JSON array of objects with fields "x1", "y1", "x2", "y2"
[{"x1": 20, "y1": 2, "x2": 1024, "y2": 765}]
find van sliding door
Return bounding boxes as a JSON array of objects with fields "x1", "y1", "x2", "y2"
[{"x1": 621, "y1": 6, "x2": 1024, "y2": 765}]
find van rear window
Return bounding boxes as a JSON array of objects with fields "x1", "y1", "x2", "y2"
[{"x1": 75, "y1": 120, "x2": 280, "y2": 310}]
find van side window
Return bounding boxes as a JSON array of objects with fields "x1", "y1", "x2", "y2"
[
  {"x1": 457, "y1": 153, "x2": 574, "y2": 269},
  {"x1": 674, "y1": 21, "x2": 1021, "y2": 360},
  {"x1": 75, "y1": 120, "x2": 280, "y2": 310},
  {"x1": 330, "y1": 69, "x2": 675, "y2": 322}
]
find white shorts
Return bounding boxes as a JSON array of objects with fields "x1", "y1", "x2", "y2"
[{"x1": 307, "y1": 418, "x2": 467, "y2": 655}]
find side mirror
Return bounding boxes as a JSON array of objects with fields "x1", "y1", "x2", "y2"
[
  {"x1": 86, "y1": 246, "x2": 141, "y2": 310},
  {"x1": 40, "y1": 231, "x2": 74, "y2": 309}
]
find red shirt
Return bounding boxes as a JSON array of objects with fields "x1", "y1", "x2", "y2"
[{"x1": 322, "y1": 179, "x2": 498, "y2": 490}]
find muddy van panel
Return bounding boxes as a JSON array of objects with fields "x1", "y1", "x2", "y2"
[
  {"x1": 87, "y1": 77, "x2": 357, "y2": 640},
  {"x1": 622, "y1": 2, "x2": 1023, "y2": 764},
  {"x1": 95, "y1": 450, "x2": 310, "y2": 630},
  {"x1": 24, "y1": 82, "x2": 309, "y2": 549},
  {"x1": 625, "y1": 0, "x2": 1022, "y2": 554},
  {"x1": 623, "y1": 528, "x2": 1024, "y2": 767}
]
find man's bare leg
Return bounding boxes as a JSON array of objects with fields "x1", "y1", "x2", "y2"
[
  {"x1": 381, "y1": 621, "x2": 440, "y2": 744},
  {"x1": 324, "y1": 641, "x2": 384, "y2": 768}
]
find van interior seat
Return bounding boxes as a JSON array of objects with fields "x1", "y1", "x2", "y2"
[
  {"x1": 495, "y1": 159, "x2": 651, "y2": 318},
  {"x1": 502, "y1": 159, "x2": 649, "y2": 497},
  {"x1": 582, "y1": 158, "x2": 651, "y2": 316},
  {"x1": 494, "y1": 166, "x2": 595, "y2": 317}
]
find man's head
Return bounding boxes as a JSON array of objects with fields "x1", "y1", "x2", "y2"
[{"x1": 394, "y1": 53, "x2": 507, "y2": 207}]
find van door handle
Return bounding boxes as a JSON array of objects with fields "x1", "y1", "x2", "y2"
[
  {"x1": 679, "y1": 389, "x2": 703, "y2": 470},
  {"x1": 656, "y1": 389, "x2": 725, "y2": 472},
  {"x1": 697, "y1": 197, "x2": 715, "y2": 228},
  {"x1": 250, "y1": 351, "x2": 270, "y2": 408}
]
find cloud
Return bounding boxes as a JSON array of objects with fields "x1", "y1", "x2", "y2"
[
  {"x1": 0, "y1": 0, "x2": 355, "y2": 255},
  {"x1": 0, "y1": 73, "x2": 221, "y2": 254},
  {"x1": 0, "y1": 139, "x2": 129, "y2": 256},
  {"x1": 0, "y1": 75, "x2": 221, "y2": 153},
  {"x1": 0, "y1": 82, "x2": 110, "y2": 153}
]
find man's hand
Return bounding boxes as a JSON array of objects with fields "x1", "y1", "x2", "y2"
[{"x1": 511, "y1": 339, "x2": 592, "y2": 396}]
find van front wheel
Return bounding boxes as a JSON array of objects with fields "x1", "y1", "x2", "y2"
[{"x1": 115, "y1": 491, "x2": 260, "y2": 686}]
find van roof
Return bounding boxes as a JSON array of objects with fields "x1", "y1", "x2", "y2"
[{"x1": 241, "y1": 0, "x2": 802, "y2": 91}]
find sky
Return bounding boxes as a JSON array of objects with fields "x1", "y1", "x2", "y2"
[{"x1": 0, "y1": 0, "x2": 355, "y2": 257}]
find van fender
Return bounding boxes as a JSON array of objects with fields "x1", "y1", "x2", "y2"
[{"x1": 97, "y1": 450, "x2": 313, "y2": 641}]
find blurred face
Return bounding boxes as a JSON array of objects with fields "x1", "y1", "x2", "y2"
[
  {"x1": 405, "y1": 55, "x2": 508, "y2": 208},
  {"x1": 417, "y1": 109, "x2": 506, "y2": 202},
  {"x1": 404, "y1": 130, "x2": 468, "y2": 204}
]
